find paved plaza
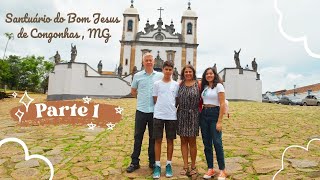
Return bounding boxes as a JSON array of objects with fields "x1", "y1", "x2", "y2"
[{"x1": 0, "y1": 94, "x2": 319, "y2": 179}]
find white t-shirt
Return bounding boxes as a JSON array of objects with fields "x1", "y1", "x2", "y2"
[
  {"x1": 201, "y1": 83, "x2": 225, "y2": 106},
  {"x1": 153, "y1": 80, "x2": 179, "y2": 120}
]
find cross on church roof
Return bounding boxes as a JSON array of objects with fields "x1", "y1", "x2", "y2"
[
  {"x1": 130, "y1": 0, "x2": 134, "y2": 8},
  {"x1": 157, "y1": 7, "x2": 164, "y2": 19}
]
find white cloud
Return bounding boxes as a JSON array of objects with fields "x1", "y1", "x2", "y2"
[
  {"x1": 260, "y1": 66, "x2": 287, "y2": 92},
  {"x1": 260, "y1": 66, "x2": 320, "y2": 92},
  {"x1": 285, "y1": 73, "x2": 304, "y2": 85}
]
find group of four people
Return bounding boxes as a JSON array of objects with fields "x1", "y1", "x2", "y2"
[{"x1": 126, "y1": 53, "x2": 227, "y2": 179}]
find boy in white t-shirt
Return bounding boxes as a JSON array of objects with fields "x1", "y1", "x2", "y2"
[{"x1": 152, "y1": 61, "x2": 179, "y2": 179}]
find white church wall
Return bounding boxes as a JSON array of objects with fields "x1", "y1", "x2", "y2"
[
  {"x1": 139, "y1": 30, "x2": 177, "y2": 38},
  {"x1": 123, "y1": 45, "x2": 131, "y2": 74},
  {"x1": 123, "y1": 75, "x2": 133, "y2": 84},
  {"x1": 220, "y1": 69, "x2": 262, "y2": 102},
  {"x1": 160, "y1": 30, "x2": 177, "y2": 39},
  {"x1": 134, "y1": 45, "x2": 182, "y2": 72},
  {"x1": 124, "y1": 17, "x2": 138, "y2": 41},
  {"x1": 48, "y1": 63, "x2": 131, "y2": 100},
  {"x1": 139, "y1": 37, "x2": 180, "y2": 43},
  {"x1": 186, "y1": 48, "x2": 194, "y2": 66},
  {"x1": 69, "y1": 74, "x2": 130, "y2": 96},
  {"x1": 85, "y1": 63, "x2": 100, "y2": 76},
  {"x1": 138, "y1": 30, "x2": 180, "y2": 43},
  {"x1": 49, "y1": 64, "x2": 71, "y2": 94},
  {"x1": 184, "y1": 19, "x2": 195, "y2": 44}
]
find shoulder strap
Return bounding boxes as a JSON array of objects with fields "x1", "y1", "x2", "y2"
[{"x1": 198, "y1": 81, "x2": 201, "y2": 91}]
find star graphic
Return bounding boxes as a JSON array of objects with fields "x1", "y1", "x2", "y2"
[
  {"x1": 82, "y1": 96, "x2": 92, "y2": 104},
  {"x1": 12, "y1": 91, "x2": 18, "y2": 98},
  {"x1": 15, "y1": 109, "x2": 24, "y2": 123},
  {"x1": 106, "y1": 122, "x2": 116, "y2": 130},
  {"x1": 115, "y1": 106, "x2": 124, "y2": 114},
  {"x1": 87, "y1": 122, "x2": 96, "y2": 130},
  {"x1": 19, "y1": 90, "x2": 34, "y2": 112}
]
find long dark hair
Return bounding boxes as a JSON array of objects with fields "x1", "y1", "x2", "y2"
[
  {"x1": 180, "y1": 65, "x2": 197, "y2": 83},
  {"x1": 200, "y1": 67, "x2": 223, "y2": 94}
]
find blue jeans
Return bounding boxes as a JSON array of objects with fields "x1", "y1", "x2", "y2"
[{"x1": 200, "y1": 106, "x2": 225, "y2": 170}]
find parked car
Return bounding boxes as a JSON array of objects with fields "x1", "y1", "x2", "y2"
[
  {"x1": 262, "y1": 95, "x2": 279, "y2": 103},
  {"x1": 262, "y1": 96, "x2": 271, "y2": 103},
  {"x1": 289, "y1": 96, "x2": 302, "y2": 106},
  {"x1": 302, "y1": 95, "x2": 320, "y2": 106},
  {"x1": 279, "y1": 96, "x2": 297, "y2": 105}
]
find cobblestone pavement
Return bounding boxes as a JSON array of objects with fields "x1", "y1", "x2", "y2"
[{"x1": 0, "y1": 94, "x2": 319, "y2": 179}]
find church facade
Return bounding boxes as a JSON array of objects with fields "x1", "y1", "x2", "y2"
[{"x1": 119, "y1": 1, "x2": 198, "y2": 75}]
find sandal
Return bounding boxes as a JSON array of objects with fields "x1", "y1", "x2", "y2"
[
  {"x1": 189, "y1": 167, "x2": 198, "y2": 176},
  {"x1": 180, "y1": 167, "x2": 189, "y2": 175}
]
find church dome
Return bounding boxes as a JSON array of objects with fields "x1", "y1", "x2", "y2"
[
  {"x1": 182, "y1": 2, "x2": 197, "y2": 17},
  {"x1": 182, "y1": 9, "x2": 197, "y2": 17},
  {"x1": 124, "y1": 7, "x2": 139, "y2": 15}
]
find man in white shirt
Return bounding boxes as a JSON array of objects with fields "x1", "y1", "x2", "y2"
[{"x1": 152, "y1": 61, "x2": 179, "y2": 178}]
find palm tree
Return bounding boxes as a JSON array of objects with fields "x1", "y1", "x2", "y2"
[{"x1": 3, "y1": 32, "x2": 14, "y2": 59}]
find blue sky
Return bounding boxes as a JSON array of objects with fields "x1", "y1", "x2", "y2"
[{"x1": 0, "y1": 0, "x2": 319, "y2": 93}]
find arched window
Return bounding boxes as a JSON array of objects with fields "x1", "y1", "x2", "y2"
[
  {"x1": 128, "y1": 20, "x2": 133, "y2": 32},
  {"x1": 187, "y1": 23, "x2": 192, "y2": 34},
  {"x1": 168, "y1": 53, "x2": 173, "y2": 61},
  {"x1": 125, "y1": 59, "x2": 128, "y2": 65}
]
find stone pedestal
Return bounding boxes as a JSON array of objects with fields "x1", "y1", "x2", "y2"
[{"x1": 219, "y1": 68, "x2": 262, "y2": 102}]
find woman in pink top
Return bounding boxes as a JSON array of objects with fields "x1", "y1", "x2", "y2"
[{"x1": 199, "y1": 67, "x2": 227, "y2": 180}]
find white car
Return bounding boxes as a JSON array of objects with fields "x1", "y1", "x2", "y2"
[{"x1": 302, "y1": 95, "x2": 320, "y2": 106}]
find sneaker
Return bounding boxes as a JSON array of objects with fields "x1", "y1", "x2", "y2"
[
  {"x1": 153, "y1": 165, "x2": 161, "y2": 179},
  {"x1": 126, "y1": 164, "x2": 140, "y2": 173},
  {"x1": 203, "y1": 169, "x2": 215, "y2": 179},
  {"x1": 218, "y1": 170, "x2": 227, "y2": 180},
  {"x1": 165, "y1": 164, "x2": 173, "y2": 177}
]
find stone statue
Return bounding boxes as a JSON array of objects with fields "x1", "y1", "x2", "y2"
[
  {"x1": 70, "y1": 43, "x2": 77, "y2": 62},
  {"x1": 154, "y1": 51, "x2": 163, "y2": 70},
  {"x1": 54, "y1": 51, "x2": 61, "y2": 64},
  {"x1": 132, "y1": 66, "x2": 138, "y2": 81},
  {"x1": 213, "y1": 63, "x2": 217, "y2": 73},
  {"x1": 245, "y1": 64, "x2": 249, "y2": 70},
  {"x1": 173, "y1": 67, "x2": 179, "y2": 81},
  {"x1": 117, "y1": 64, "x2": 123, "y2": 77},
  {"x1": 97, "y1": 60, "x2": 103, "y2": 74},
  {"x1": 234, "y1": 48, "x2": 241, "y2": 68},
  {"x1": 132, "y1": 66, "x2": 138, "y2": 74},
  {"x1": 252, "y1": 58, "x2": 258, "y2": 72}
]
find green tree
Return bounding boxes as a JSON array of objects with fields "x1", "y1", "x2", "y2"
[
  {"x1": 3, "y1": 32, "x2": 14, "y2": 59},
  {"x1": 0, "y1": 59, "x2": 11, "y2": 89},
  {"x1": 6, "y1": 55, "x2": 22, "y2": 90},
  {"x1": 19, "y1": 56, "x2": 46, "y2": 91},
  {"x1": 0, "y1": 55, "x2": 54, "y2": 92},
  {"x1": 39, "y1": 59, "x2": 54, "y2": 93}
]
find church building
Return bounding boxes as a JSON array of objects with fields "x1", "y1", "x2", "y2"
[{"x1": 119, "y1": 1, "x2": 198, "y2": 75}]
